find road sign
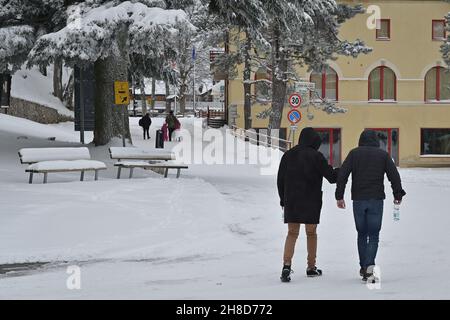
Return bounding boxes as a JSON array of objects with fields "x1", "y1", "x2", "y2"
[
  {"x1": 74, "y1": 65, "x2": 95, "y2": 133},
  {"x1": 289, "y1": 93, "x2": 302, "y2": 108},
  {"x1": 287, "y1": 109, "x2": 302, "y2": 125},
  {"x1": 114, "y1": 81, "x2": 130, "y2": 105}
]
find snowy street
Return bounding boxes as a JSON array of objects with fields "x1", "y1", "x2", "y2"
[{"x1": 1, "y1": 115, "x2": 449, "y2": 299}]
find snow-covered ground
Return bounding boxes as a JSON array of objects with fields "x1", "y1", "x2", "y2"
[
  {"x1": 1, "y1": 114, "x2": 450, "y2": 299},
  {"x1": 11, "y1": 66, "x2": 74, "y2": 117}
]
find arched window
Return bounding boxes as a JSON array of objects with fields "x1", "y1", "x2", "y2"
[
  {"x1": 425, "y1": 66, "x2": 450, "y2": 102},
  {"x1": 254, "y1": 67, "x2": 271, "y2": 102},
  {"x1": 368, "y1": 66, "x2": 396, "y2": 101},
  {"x1": 310, "y1": 66, "x2": 338, "y2": 100}
]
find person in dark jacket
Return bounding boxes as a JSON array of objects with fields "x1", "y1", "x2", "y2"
[
  {"x1": 277, "y1": 127, "x2": 338, "y2": 282},
  {"x1": 139, "y1": 113, "x2": 152, "y2": 140},
  {"x1": 335, "y1": 130, "x2": 406, "y2": 281},
  {"x1": 165, "y1": 111, "x2": 179, "y2": 142}
]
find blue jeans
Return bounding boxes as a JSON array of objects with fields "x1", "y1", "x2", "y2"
[{"x1": 353, "y1": 200, "x2": 384, "y2": 268}]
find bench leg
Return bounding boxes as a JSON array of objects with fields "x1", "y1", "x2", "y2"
[
  {"x1": 94, "y1": 170, "x2": 99, "y2": 181},
  {"x1": 117, "y1": 167, "x2": 122, "y2": 179},
  {"x1": 176, "y1": 168, "x2": 181, "y2": 178},
  {"x1": 29, "y1": 172, "x2": 33, "y2": 184},
  {"x1": 164, "y1": 168, "x2": 169, "y2": 178},
  {"x1": 129, "y1": 168, "x2": 134, "y2": 179},
  {"x1": 43, "y1": 173, "x2": 48, "y2": 184},
  {"x1": 80, "y1": 171, "x2": 85, "y2": 181}
]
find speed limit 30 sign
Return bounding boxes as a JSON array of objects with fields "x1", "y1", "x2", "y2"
[{"x1": 289, "y1": 93, "x2": 302, "y2": 108}]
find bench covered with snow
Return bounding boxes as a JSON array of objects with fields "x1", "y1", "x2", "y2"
[
  {"x1": 108, "y1": 147, "x2": 187, "y2": 179},
  {"x1": 19, "y1": 147, "x2": 107, "y2": 184}
]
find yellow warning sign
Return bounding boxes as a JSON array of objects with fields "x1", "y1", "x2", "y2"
[{"x1": 114, "y1": 81, "x2": 130, "y2": 105}]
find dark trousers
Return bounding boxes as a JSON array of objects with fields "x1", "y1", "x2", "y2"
[
  {"x1": 353, "y1": 200, "x2": 384, "y2": 268},
  {"x1": 143, "y1": 128, "x2": 150, "y2": 140},
  {"x1": 168, "y1": 128, "x2": 175, "y2": 141}
]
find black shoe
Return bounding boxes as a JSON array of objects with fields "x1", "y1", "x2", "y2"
[
  {"x1": 360, "y1": 267, "x2": 366, "y2": 277},
  {"x1": 280, "y1": 266, "x2": 293, "y2": 282},
  {"x1": 306, "y1": 266, "x2": 322, "y2": 277}
]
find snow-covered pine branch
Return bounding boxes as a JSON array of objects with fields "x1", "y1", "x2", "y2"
[
  {"x1": 0, "y1": 25, "x2": 35, "y2": 72},
  {"x1": 27, "y1": 1, "x2": 194, "y2": 67}
]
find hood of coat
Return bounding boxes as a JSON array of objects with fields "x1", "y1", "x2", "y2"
[
  {"x1": 359, "y1": 130, "x2": 380, "y2": 147},
  {"x1": 298, "y1": 127, "x2": 322, "y2": 150}
]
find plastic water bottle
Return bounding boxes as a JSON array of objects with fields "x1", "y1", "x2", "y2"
[{"x1": 393, "y1": 203, "x2": 400, "y2": 222}]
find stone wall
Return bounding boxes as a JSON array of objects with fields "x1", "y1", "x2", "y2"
[{"x1": 6, "y1": 97, "x2": 73, "y2": 124}]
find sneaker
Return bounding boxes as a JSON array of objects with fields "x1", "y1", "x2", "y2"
[
  {"x1": 365, "y1": 265, "x2": 378, "y2": 284},
  {"x1": 306, "y1": 266, "x2": 322, "y2": 277},
  {"x1": 280, "y1": 266, "x2": 293, "y2": 282}
]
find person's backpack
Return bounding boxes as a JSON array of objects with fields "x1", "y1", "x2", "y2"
[{"x1": 138, "y1": 118, "x2": 143, "y2": 127}]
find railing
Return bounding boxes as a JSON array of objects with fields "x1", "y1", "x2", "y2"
[
  {"x1": 231, "y1": 125, "x2": 292, "y2": 152},
  {"x1": 195, "y1": 107, "x2": 225, "y2": 119}
]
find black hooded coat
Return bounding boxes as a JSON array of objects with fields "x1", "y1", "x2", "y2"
[
  {"x1": 335, "y1": 130, "x2": 406, "y2": 201},
  {"x1": 277, "y1": 127, "x2": 338, "y2": 224}
]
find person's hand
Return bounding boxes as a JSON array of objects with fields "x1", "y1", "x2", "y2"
[
  {"x1": 337, "y1": 200, "x2": 346, "y2": 209},
  {"x1": 394, "y1": 199, "x2": 402, "y2": 205}
]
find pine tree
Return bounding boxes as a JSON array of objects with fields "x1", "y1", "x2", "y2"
[
  {"x1": 262, "y1": 0, "x2": 372, "y2": 129},
  {"x1": 204, "y1": 0, "x2": 267, "y2": 129},
  {"x1": 27, "y1": 0, "x2": 193, "y2": 145}
]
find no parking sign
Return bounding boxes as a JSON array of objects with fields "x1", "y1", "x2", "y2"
[{"x1": 287, "y1": 109, "x2": 302, "y2": 125}]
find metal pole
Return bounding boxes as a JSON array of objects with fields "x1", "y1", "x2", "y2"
[
  {"x1": 193, "y1": 58, "x2": 196, "y2": 112},
  {"x1": 174, "y1": 94, "x2": 177, "y2": 115},
  {"x1": 291, "y1": 126, "x2": 296, "y2": 149},
  {"x1": 79, "y1": 68, "x2": 85, "y2": 145},
  {"x1": 122, "y1": 105, "x2": 126, "y2": 147}
]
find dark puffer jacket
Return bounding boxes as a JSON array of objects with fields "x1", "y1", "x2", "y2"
[
  {"x1": 335, "y1": 130, "x2": 406, "y2": 201},
  {"x1": 277, "y1": 127, "x2": 338, "y2": 224}
]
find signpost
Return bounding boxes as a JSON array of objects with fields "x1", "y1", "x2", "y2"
[
  {"x1": 114, "y1": 81, "x2": 130, "y2": 147},
  {"x1": 74, "y1": 65, "x2": 95, "y2": 144},
  {"x1": 0, "y1": 73, "x2": 12, "y2": 114},
  {"x1": 287, "y1": 100, "x2": 302, "y2": 146}
]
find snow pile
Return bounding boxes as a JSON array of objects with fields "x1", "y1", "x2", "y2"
[
  {"x1": 109, "y1": 147, "x2": 174, "y2": 160},
  {"x1": 0, "y1": 113, "x2": 78, "y2": 142},
  {"x1": 11, "y1": 67, "x2": 73, "y2": 117},
  {"x1": 19, "y1": 147, "x2": 91, "y2": 163},
  {"x1": 27, "y1": 160, "x2": 106, "y2": 171}
]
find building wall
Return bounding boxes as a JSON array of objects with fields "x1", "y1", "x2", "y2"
[{"x1": 228, "y1": 0, "x2": 450, "y2": 167}]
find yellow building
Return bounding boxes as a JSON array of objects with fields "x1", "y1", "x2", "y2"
[{"x1": 226, "y1": 0, "x2": 450, "y2": 167}]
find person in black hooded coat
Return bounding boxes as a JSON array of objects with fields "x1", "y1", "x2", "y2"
[
  {"x1": 277, "y1": 127, "x2": 338, "y2": 281},
  {"x1": 335, "y1": 130, "x2": 406, "y2": 281}
]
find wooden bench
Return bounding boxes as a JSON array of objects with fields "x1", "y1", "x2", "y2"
[
  {"x1": 19, "y1": 147, "x2": 107, "y2": 184},
  {"x1": 109, "y1": 147, "x2": 188, "y2": 179}
]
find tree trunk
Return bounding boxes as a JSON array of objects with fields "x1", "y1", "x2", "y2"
[
  {"x1": 179, "y1": 81, "x2": 187, "y2": 114},
  {"x1": 53, "y1": 58, "x2": 63, "y2": 101},
  {"x1": 165, "y1": 80, "x2": 171, "y2": 113},
  {"x1": 151, "y1": 77, "x2": 156, "y2": 110},
  {"x1": 62, "y1": 69, "x2": 74, "y2": 110},
  {"x1": 93, "y1": 25, "x2": 132, "y2": 146},
  {"x1": 140, "y1": 78, "x2": 147, "y2": 115},
  {"x1": 243, "y1": 29, "x2": 252, "y2": 130},
  {"x1": 39, "y1": 64, "x2": 47, "y2": 77},
  {"x1": 269, "y1": 27, "x2": 287, "y2": 130}
]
